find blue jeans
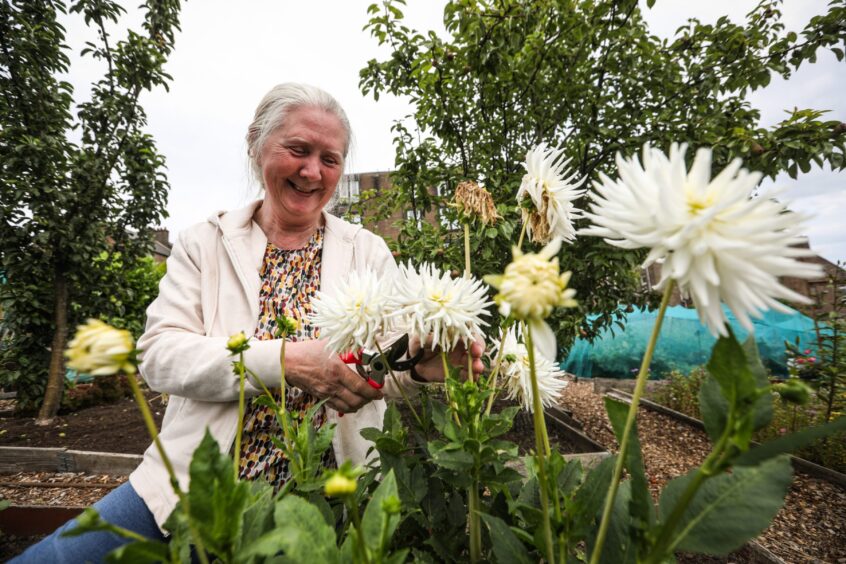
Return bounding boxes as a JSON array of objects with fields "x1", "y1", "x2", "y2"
[{"x1": 11, "y1": 481, "x2": 167, "y2": 563}]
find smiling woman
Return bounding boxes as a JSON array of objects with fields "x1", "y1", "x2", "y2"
[{"x1": 12, "y1": 83, "x2": 485, "y2": 563}]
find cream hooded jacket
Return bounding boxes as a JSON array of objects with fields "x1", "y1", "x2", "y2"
[{"x1": 130, "y1": 200, "x2": 421, "y2": 529}]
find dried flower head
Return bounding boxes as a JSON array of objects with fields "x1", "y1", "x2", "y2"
[{"x1": 454, "y1": 180, "x2": 499, "y2": 225}]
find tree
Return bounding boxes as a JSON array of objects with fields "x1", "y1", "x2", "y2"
[
  {"x1": 359, "y1": 0, "x2": 846, "y2": 348},
  {"x1": 0, "y1": 0, "x2": 181, "y2": 422}
]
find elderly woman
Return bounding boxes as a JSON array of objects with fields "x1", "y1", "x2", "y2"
[{"x1": 15, "y1": 83, "x2": 483, "y2": 562}]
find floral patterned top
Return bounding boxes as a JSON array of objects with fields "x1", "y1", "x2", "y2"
[{"x1": 236, "y1": 227, "x2": 336, "y2": 488}]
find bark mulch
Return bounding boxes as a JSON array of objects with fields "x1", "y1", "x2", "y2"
[{"x1": 562, "y1": 380, "x2": 846, "y2": 564}]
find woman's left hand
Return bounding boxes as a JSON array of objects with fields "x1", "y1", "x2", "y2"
[{"x1": 410, "y1": 337, "x2": 486, "y2": 383}]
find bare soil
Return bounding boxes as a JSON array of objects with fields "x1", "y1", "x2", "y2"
[{"x1": 0, "y1": 391, "x2": 165, "y2": 454}]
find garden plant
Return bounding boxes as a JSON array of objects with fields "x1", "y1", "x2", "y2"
[{"x1": 63, "y1": 141, "x2": 846, "y2": 563}]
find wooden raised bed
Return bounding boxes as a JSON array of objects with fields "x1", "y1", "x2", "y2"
[{"x1": 0, "y1": 447, "x2": 141, "y2": 536}]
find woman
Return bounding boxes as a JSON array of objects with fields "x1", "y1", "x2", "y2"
[{"x1": 15, "y1": 83, "x2": 483, "y2": 562}]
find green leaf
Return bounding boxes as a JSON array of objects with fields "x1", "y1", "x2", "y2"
[
  {"x1": 187, "y1": 430, "x2": 251, "y2": 555},
  {"x1": 592, "y1": 481, "x2": 637, "y2": 564},
  {"x1": 238, "y1": 482, "x2": 275, "y2": 549},
  {"x1": 104, "y1": 540, "x2": 170, "y2": 563},
  {"x1": 658, "y1": 456, "x2": 793, "y2": 554},
  {"x1": 362, "y1": 470, "x2": 401, "y2": 548},
  {"x1": 269, "y1": 495, "x2": 339, "y2": 562},
  {"x1": 741, "y1": 336, "x2": 773, "y2": 430},
  {"x1": 699, "y1": 374, "x2": 728, "y2": 443},
  {"x1": 735, "y1": 416, "x2": 846, "y2": 466},
  {"x1": 480, "y1": 513, "x2": 532, "y2": 564},
  {"x1": 429, "y1": 442, "x2": 475, "y2": 471},
  {"x1": 706, "y1": 329, "x2": 757, "y2": 405},
  {"x1": 604, "y1": 397, "x2": 654, "y2": 528},
  {"x1": 571, "y1": 455, "x2": 615, "y2": 537}
]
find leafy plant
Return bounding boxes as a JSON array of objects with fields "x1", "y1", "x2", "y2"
[
  {"x1": 0, "y1": 0, "x2": 179, "y2": 420},
  {"x1": 358, "y1": 0, "x2": 846, "y2": 352}
]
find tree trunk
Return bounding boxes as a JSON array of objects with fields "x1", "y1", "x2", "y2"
[{"x1": 36, "y1": 267, "x2": 68, "y2": 426}]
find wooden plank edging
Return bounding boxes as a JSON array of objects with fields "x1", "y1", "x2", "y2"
[{"x1": 0, "y1": 446, "x2": 142, "y2": 476}]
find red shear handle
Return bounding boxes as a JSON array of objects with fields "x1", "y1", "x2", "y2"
[{"x1": 339, "y1": 349, "x2": 363, "y2": 364}]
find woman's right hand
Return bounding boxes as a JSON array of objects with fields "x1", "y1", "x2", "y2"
[{"x1": 283, "y1": 339, "x2": 383, "y2": 413}]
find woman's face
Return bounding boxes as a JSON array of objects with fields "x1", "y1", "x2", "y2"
[{"x1": 259, "y1": 106, "x2": 347, "y2": 228}]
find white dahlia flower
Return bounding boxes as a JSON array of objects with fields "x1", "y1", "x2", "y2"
[
  {"x1": 311, "y1": 268, "x2": 394, "y2": 354},
  {"x1": 581, "y1": 143, "x2": 822, "y2": 336},
  {"x1": 517, "y1": 143, "x2": 586, "y2": 244},
  {"x1": 484, "y1": 238, "x2": 578, "y2": 360},
  {"x1": 496, "y1": 327, "x2": 568, "y2": 412},
  {"x1": 392, "y1": 263, "x2": 492, "y2": 351}
]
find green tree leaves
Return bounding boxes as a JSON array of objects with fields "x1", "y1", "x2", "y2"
[{"x1": 0, "y1": 0, "x2": 180, "y2": 415}]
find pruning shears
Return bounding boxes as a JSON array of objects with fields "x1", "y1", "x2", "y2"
[{"x1": 340, "y1": 334, "x2": 423, "y2": 390}]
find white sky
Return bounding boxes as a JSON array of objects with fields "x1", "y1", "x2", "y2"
[{"x1": 60, "y1": 0, "x2": 845, "y2": 264}]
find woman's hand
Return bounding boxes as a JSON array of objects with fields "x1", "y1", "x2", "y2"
[
  {"x1": 284, "y1": 339, "x2": 383, "y2": 413},
  {"x1": 410, "y1": 337, "x2": 486, "y2": 383}
]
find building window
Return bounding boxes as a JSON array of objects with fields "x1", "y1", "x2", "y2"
[{"x1": 339, "y1": 175, "x2": 360, "y2": 203}]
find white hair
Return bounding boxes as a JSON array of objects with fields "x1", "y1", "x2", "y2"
[{"x1": 246, "y1": 83, "x2": 352, "y2": 189}]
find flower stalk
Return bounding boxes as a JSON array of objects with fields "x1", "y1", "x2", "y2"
[
  {"x1": 233, "y1": 351, "x2": 246, "y2": 480},
  {"x1": 375, "y1": 340, "x2": 423, "y2": 429},
  {"x1": 126, "y1": 372, "x2": 210, "y2": 564},
  {"x1": 590, "y1": 280, "x2": 675, "y2": 564},
  {"x1": 525, "y1": 322, "x2": 555, "y2": 563}
]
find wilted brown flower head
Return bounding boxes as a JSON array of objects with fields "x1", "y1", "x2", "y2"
[
  {"x1": 522, "y1": 192, "x2": 552, "y2": 243},
  {"x1": 454, "y1": 180, "x2": 499, "y2": 225}
]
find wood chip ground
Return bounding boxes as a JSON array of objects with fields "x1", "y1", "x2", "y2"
[{"x1": 562, "y1": 381, "x2": 846, "y2": 563}]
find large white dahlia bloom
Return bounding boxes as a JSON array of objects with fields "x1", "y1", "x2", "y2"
[
  {"x1": 311, "y1": 268, "x2": 394, "y2": 354},
  {"x1": 581, "y1": 143, "x2": 822, "y2": 336},
  {"x1": 391, "y1": 263, "x2": 492, "y2": 351}
]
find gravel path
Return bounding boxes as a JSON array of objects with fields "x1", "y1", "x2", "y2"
[{"x1": 561, "y1": 381, "x2": 846, "y2": 564}]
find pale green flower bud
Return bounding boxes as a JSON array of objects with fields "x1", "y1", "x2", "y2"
[
  {"x1": 324, "y1": 473, "x2": 357, "y2": 497},
  {"x1": 226, "y1": 331, "x2": 250, "y2": 354},
  {"x1": 381, "y1": 495, "x2": 401, "y2": 515},
  {"x1": 65, "y1": 319, "x2": 136, "y2": 376},
  {"x1": 773, "y1": 379, "x2": 812, "y2": 405}
]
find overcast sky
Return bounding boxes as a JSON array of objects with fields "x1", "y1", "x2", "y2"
[{"x1": 60, "y1": 1, "x2": 845, "y2": 264}]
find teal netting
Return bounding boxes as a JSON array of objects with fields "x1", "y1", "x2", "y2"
[{"x1": 562, "y1": 305, "x2": 818, "y2": 379}]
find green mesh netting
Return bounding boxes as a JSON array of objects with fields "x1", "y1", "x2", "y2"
[{"x1": 562, "y1": 305, "x2": 818, "y2": 379}]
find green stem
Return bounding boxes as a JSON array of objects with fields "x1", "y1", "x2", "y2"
[
  {"x1": 233, "y1": 353, "x2": 246, "y2": 481},
  {"x1": 441, "y1": 351, "x2": 462, "y2": 427},
  {"x1": 468, "y1": 481, "x2": 482, "y2": 563},
  {"x1": 590, "y1": 281, "x2": 675, "y2": 564},
  {"x1": 524, "y1": 322, "x2": 554, "y2": 563},
  {"x1": 279, "y1": 339, "x2": 292, "y2": 444},
  {"x1": 126, "y1": 373, "x2": 210, "y2": 564},
  {"x1": 463, "y1": 222, "x2": 472, "y2": 279},
  {"x1": 517, "y1": 220, "x2": 528, "y2": 251},
  {"x1": 348, "y1": 498, "x2": 371, "y2": 564},
  {"x1": 484, "y1": 325, "x2": 508, "y2": 416},
  {"x1": 375, "y1": 341, "x2": 424, "y2": 428},
  {"x1": 525, "y1": 323, "x2": 552, "y2": 456},
  {"x1": 378, "y1": 510, "x2": 391, "y2": 562},
  {"x1": 463, "y1": 223, "x2": 476, "y2": 383}
]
